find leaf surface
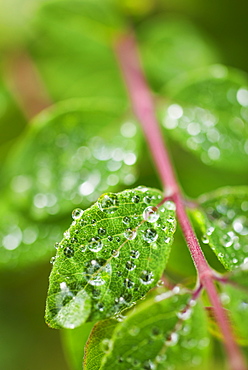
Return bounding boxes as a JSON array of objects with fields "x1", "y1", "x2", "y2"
[
  {"x1": 84, "y1": 289, "x2": 210, "y2": 370},
  {"x1": 45, "y1": 186, "x2": 177, "y2": 329},
  {"x1": 3, "y1": 98, "x2": 141, "y2": 221},
  {"x1": 191, "y1": 186, "x2": 248, "y2": 270},
  {"x1": 160, "y1": 65, "x2": 248, "y2": 171},
  {"x1": 221, "y1": 265, "x2": 248, "y2": 344},
  {"x1": 30, "y1": 0, "x2": 126, "y2": 101}
]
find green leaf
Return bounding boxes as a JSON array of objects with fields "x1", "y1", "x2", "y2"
[
  {"x1": 160, "y1": 65, "x2": 248, "y2": 171},
  {"x1": 45, "y1": 186, "x2": 177, "y2": 329},
  {"x1": 191, "y1": 186, "x2": 248, "y2": 270},
  {"x1": 3, "y1": 98, "x2": 141, "y2": 221},
  {"x1": 0, "y1": 201, "x2": 69, "y2": 269},
  {"x1": 221, "y1": 265, "x2": 248, "y2": 345},
  {"x1": 30, "y1": 0, "x2": 126, "y2": 101},
  {"x1": 137, "y1": 15, "x2": 218, "y2": 91},
  {"x1": 84, "y1": 289, "x2": 210, "y2": 370}
]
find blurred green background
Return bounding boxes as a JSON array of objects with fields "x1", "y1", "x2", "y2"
[{"x1": 0, "y1": 0, "x2": 248, "y2": 369}]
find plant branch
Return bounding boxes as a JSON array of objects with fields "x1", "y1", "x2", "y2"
[
  {"x1": 4, "y1": 50, "x2": 51, "y2": 120},
  {"x1": 114, "y1": 32, "x2": 246, "y2": 370}
]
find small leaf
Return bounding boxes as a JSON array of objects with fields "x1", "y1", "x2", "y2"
[
  {"x1": 137, "y1": 15, "x2": 218, "y2": 91},
  {"x1": 30, "y1": 0, "x2": 126, "y2": 101},
  {"x1": 0, "y1": 201, "x2": 69, "y2": 269},
  {"x1": 45, "y1": 186, "x2": 176, "y2": 329},
  {"x1": 3, "y1": 99, "x2": 141, "y2": 221},
  {"x1": 221, "y1": 265, "x2": 248, "y2": 345},
  {"x1": 160, "y1": 65, "x2": 248, "y2": 171},
  {"x1": 84, "y1": 289, "x2": 210, "y2": 369},
  {"x1": 191, "y1": 186, "x2": 248, "y2": 270}
]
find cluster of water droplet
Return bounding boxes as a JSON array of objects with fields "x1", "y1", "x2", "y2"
[
  {"x1": 162, "y1": 71, "x2": 248, "y2": 169},
  {"x1": 200, "y1": 190, "x2": 248, "y2": 268}
]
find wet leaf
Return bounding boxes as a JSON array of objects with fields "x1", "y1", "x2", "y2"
[
  {"x1": 191, "y1": 186, "x2": 248, "y2": 270},
  {"x1": 221, "y1": 265, "x2": 248, "y2": 345},
  {"x1": 30, "y1": 0, "x2": 126, "y2": 101},
  {"x1": 45, "y1": 186, "x2": 176, "y2": 329},
  {"x1": 84, "y1": 289, "x2": 210, "y2": 370},
  {"x1": 137, "y1": 15, "x2": 218, "y2": 91},
  {"x1": 3, "y1": 98, "x2": 141, "y2": 221},
  {"x1": 160, "y1": 65, "x2": 248, "y2": 171},
  {"x1": 0, "y1": 201, "x2": 69, "y2": 269}
]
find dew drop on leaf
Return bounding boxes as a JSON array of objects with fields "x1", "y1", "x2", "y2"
[
  {"x1": 132, "y1": 195, "x2": 140, "y2": 203},
  {"x1": 97, "y1": 193, "x2": 119, "y2": 213},
  {"x1": 63, "y1": 246, "x2": 74, "y2": 258},
  {"x1": 98, "y1": 227, "x2": 106, "y2": 236},
  {"x1": 143, "y1": 206, "x2": 160, "y2": 223},
  {"x1": 123, "y1": 216, "x2": 131, "y2": 225},
  {"x1": 72, "y1": 208, "x2": 83, "y2": 220},
  {"x1": 124, "y1": 278, "x2": 135, "y2": 289},
  {"x1": 143, "y1": 228, "x2": 158, "y2": 243},
  {"x1": 126, "y1": 261, "x2": 136, "y2": 271},
  {"x1": 88, "y1": 236, "x2": 103, "y2": 252},
  {"x1": 124, "y1": 228, "x2": 137, "y2": 240},
  {"x1": 130, "y1": 249, "x2": 140, "y2": 259},
  {"x1": 140, "y1": 270, "x2": 154, "y2": 285},
  {"x1": 165, "y1": 332, "x2": 179, "y2": 346}
]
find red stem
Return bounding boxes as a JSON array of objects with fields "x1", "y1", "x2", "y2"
[{"x1": 114, "y1": 32, "x2": 246, "y2": 370}]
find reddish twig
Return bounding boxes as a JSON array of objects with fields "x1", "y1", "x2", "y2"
[{"x1": 114, "y1": 32, "x2": 246, "y2": 370}]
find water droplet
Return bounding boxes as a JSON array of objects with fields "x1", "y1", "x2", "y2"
[
  {"x1": 220, "y1": 232, "x2": 235, "y2": 247},
  {"x1": 63, "y1": 246, "x2": 74, "y2": 258},
  {"x1": 156, "y1": 279, "x2": 164, "y2": 287},
  {"x1": 144, "y1": 195, "x2": 152, "y2": 204},
  {"x1": 91, "y1": 219, "x2": 96, "y2": 225},
  {"x1": 130, "y1": 250, "x2": 140, "y2": 259},
  {"x1": 143, "y1": 206, "x2": 160, "y2": 223},
  {"x1": 143, "y1": 228, "x2": 158, "y2": 243},
  {"x1": 218, "y1": 252, "x2": 224, "y2": 258},
  {"x1": 98, "y1": 227, "x2": 106, "y2": 236},
  {"x1": 126, "y1": 261, "x2": 136, "y2": 271},
  {"x1": 164, "y1": 201, "x2": 176, "y2": 211},
  {"x1": 63, "y1": 230, "x2": 70, "y2": 239},
  {"x1": 165, "y1": 332, "x2": 179, "y2": 346},
  {"x1": 100, "y1": 338, "x2": 113, "y2": 353},
  {"x1": 151, "y1": 327, "x2": 161, "y2": 338},
  {"x1": 132, "y1": 195, "x2": 140, "y2": 203},
  {"x1": 108, "y1": 236, "x2": 113, "y2": 242},
  {"x1": 206, "y1": 226, "x2": 215, "y2": 236},
  {"x1": 124, "y1": 228, "x2": 137, "y2": 240},
  {"x1": 72, "y1": 208, "x2": 83, "y2": 220},
  {"x1": 177, "y1": 308, "x2": 192, "y2": 320},
  {"x1": 70, "y1": 237, "x2": 78, "y2": 244},
  {"x1": 164, "y1": 237, "x2": 171, "y2": 243},
  {"x1": 143, "y1": 359, "x2": 156, "y2": 369},
  {"x1": 124, "y1": 278, "x2": 135, "y2": 289},
  {"x1": 201, "y1": 235, "x2": 209, "y2": 244},
  {"x1": 140, "y1": 270, "x2": 154, "y2": 285},
  {"x1": 97, "y1": 193, "x2": 119, "y2": 214},
  {"x1": 123, "y1": 216, "x2": 131, "y2": 225},
  {"x1": 54, "y1": 242, "x2": 60, "y2": 249},
  {"x1": 96, "y1": 303, "x2": 104, "y2": 312},
  {"x1": 112, "y1": 249, "x2": 119, "y2": 257},
  {"x1": 50, "y1": 256, "x2": 56, "y2": 264},
  {"x1": 116, "y1": 237, "x2": 121, "y2": 243},
  {"x1": 233, "y1": 216, "x2": 248, "y2": 235},
  {"x1": 85, "y1": 259, "x2": 111, "y2": 286},
  {"x1": 88, "y1": 236, "x2": 103, "y2": 252}
]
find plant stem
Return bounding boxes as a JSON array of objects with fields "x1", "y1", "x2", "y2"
[
  {"x1": 4, "y1": 50, "x2": 51, "y2": 120},
  {"x1": 115, "y1": 32, "x2": 246, "y2": 370}
]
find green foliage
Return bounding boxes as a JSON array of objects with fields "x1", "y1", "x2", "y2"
[
  {"x1": 191, "y1": 186, "x2": 248, "y2": 270},
  {"x1": 222, "y1": 265, "x2": 248, "y2": 344},
  {"x1": 84, "y1": 289, "x2": 210, "y2": 370},
  {"x1": 45, "y1": 186, "x2": 176, "y2": 329},
  {"x1": 160, "y1": 66, "x2": 248, "y2": 171},
  {"x1": 2, "y1": 99, "x2": 141, "y2": 221}
]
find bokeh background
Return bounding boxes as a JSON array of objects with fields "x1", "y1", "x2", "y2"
[{"x1": 0, "y1": 0, "x2": 248, "y2": 369}]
